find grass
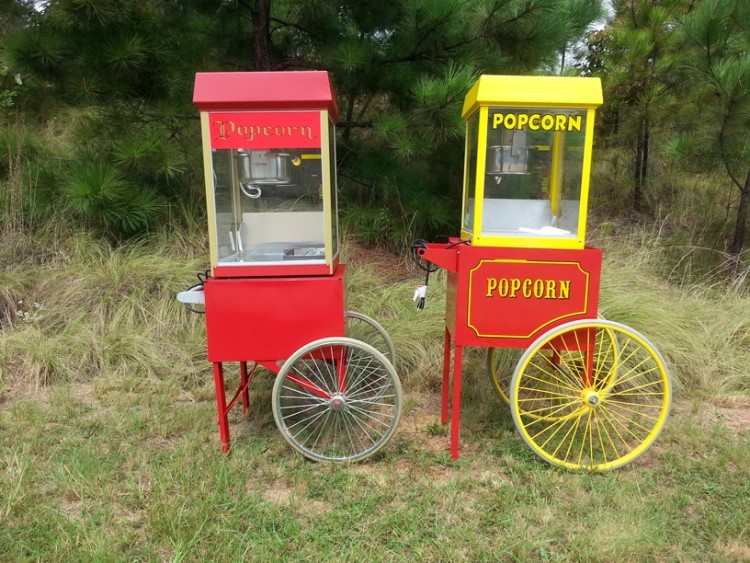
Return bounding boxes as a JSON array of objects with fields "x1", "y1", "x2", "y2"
[{"x1": 1, "y1": 225, "x2": 750, "y2": 561}]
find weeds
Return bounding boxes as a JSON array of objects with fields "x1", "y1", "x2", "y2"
[{"x1": 1, "y1": 224, "x2": 749, "y2": 560}]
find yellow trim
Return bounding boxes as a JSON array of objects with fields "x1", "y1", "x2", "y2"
[
  {"x1": 460, "y1": 118, "x2": 471, "y2": 235},
  {"x1": 320, "y1": 111, "x2": 334, "y2": 271},
  {"x1": 300, "y1": 154, "x2": 322, "y2": 160},
  {"x1": 463, "y1": 75, "x2": 603, "y2": 118},
  {"x1": 472, "y1": 234, "x2": 585, "y2": 249},
  {"x1": 466, "y1": 259, "x2": 590, "y2": 338},
  {"x1": 200, "y1": 112, "x2": 219, "y2": 271},
  {"x1": 472, "y1": 107, "x2": 489, "y2": 240},
  {"x1": 577, "y1": 108, "x2": 597, "y2": 246},
  {"x1": 461, "y1": 111, "x2": 479, "y2": 238}
]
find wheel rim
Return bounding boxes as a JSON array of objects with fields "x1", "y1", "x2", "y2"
[
  {"x1": 488, "y1": 347, "x2": 523, "y2": 405},
  {"x1": 272, "y1": 337, "x2": 402, "y2": 462},
  {"x1": 345, "y1": 311, "x2": 396, "y2": 369},
  {"x1": 510, "y1": 320, "x2": 671, "y2": 471}
]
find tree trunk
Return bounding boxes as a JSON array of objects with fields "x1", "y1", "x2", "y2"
[
  {"x1": 729, "y1": 168, "x2": 750, "y2": 261},
  {"x1": 252, "y1": 0, "x2": 272, "y2": 70},
  {"x1": 633, "y1": 116, "x2": 649, "y2": 212}
]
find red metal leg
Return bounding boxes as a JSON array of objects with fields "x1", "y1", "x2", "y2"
[
  {"x1": 212, "y1": 362, "x2": 231, "y2": 453},
  {"x1": 239, "y1": 361, "x2": 250, "y2": 417},
  {"x1": 450, "y1": 344, "x2": 463, "y2": 460},
  {"x1": 442, "y1": 328, "x2": 451, "y2": 424}
]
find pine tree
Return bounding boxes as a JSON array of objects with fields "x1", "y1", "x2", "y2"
[
  {"x1": 672, "y1": 0, "x2": 750, "y2": 267},
  {"x1": 3, "y1": 0, "x2": 604, "y2": 242},
  {"x1": 590, "y1": 0, "x2": 688, "y2": 213}
]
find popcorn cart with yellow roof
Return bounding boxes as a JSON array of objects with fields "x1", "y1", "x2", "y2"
[{"x1": 414, "y1": 75, "x2": 672, "y2": 470}]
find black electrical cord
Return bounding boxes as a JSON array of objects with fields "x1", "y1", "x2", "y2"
[
  {"x1": 410, "y1": 238, "x2": 470, "y2": 273},
  {"x1": 185, "y1": 270, "x2": 210, "y2": 315},
  {"x1": 410, "y1": 239, "x2": 439, "y2": 274}
]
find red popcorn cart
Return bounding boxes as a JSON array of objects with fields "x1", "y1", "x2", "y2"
[
  {"x1": 179, "y1": 71, "x2": 402, "y2": 462},
  {"x1": 414, "y1": 75, "x2": 672, "y2": 470}
]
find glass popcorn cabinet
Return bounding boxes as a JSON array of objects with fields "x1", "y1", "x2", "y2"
[
  {"x1": 195, "y1": 72, "x2": 340, "y2": 277},
  {"x1": 461, "y1": 75, "x2": 598, "y2": 249}
]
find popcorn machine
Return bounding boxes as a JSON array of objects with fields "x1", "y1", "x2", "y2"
[
  {"x1": 181, "y1": 71, "x2": 402, "y2": 462},
  {"x1": 415, "y1": 76, "x2": 672, "y2": 470}
]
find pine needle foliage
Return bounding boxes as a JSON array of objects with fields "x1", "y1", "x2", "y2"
[{"x1": 2, "y1": 0, "x2": 605, "y2": 243}]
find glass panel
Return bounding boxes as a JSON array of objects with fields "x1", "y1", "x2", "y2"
[
  {"x1": 463, "y1": 112, "x2": 479, "y2": 234},
  {"x1": 480, "y1": 107, "x2": 586, "y2": 239},
  {"x1": 210, "y1": 147, "x2": 326, "y2": 264}
]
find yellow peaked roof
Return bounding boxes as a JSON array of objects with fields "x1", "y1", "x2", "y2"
[{"x1": 462, "y1": 75, "x2": 603, "y2": 117}]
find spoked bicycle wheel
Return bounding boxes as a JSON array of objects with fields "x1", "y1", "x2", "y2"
[
  {"x1": 345, "y1": 311, "x2": 396, "y2": 369},
  {"x1": 510, "y1": 319, "x2": 671, "y2": 471},
  {"x1": 272, "y1": 337, "x2": 402, "y2": 462}
]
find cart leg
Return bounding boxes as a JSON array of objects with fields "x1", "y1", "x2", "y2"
[
  {"x1": 442, "y1": 328, "x2": 452, "y2": 424},
  {"x1": 213, "y1": 362, "x2": 231, "y2": 453},
  {"x1": 451, "y1": 344, "x2": 463, "y2": 460},
  {"x1": 239, "y1": 361, "x2": 250, "y2": 417}
]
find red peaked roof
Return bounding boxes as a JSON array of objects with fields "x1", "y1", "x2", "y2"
[{"x1": 193, "y1": 71, "x2": 339, "y2": 121}]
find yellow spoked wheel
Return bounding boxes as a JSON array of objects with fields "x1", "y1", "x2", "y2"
[{"x1": 510, "y1": 319, "x2": 671, "y2": 471}]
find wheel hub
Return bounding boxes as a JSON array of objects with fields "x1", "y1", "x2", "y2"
[
  {"x1": 330, "y1": 393, "x2": 347, "y2": 412},
  {"x1": 583, "y1": 390, "x2": 601, "y2": 408}
]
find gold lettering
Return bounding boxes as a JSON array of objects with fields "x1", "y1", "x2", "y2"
[
  {"x1": 498, "y1": 278, "x2": 509, "y2": 297},
  {"x1": 213, "y1": 120, "x2": 317, "y2": 142},
  {"x1": 522, "y1": 279, "x2": 533, "y2": 298},
  {"x1": 486, "y1": 278, "x2": 497, "y2": 297},
  {"x1": 558, "y1": 280, "x2": 570, "y2": 299},
  {"x1": 510, "y1": 278, "x2": 521, "y2": 298},
  {"x1": 491, "y1": 112, "x2": 582, "y2": 132},
  {"x1": 545, "y1": 279, "x2": 557, "y2": 299},
  {"x1": 484, "y1": 276, "x2": 572, "y2": 301},
  {"x1": 484, "y1": 278, "x2": 571, "y2": 300},
  {"x1": 214, "y1": 120, "x2": 235, "y2": 140},
  {"x1": 534, "y1": 279, "x2": 544, "y2": 298}
]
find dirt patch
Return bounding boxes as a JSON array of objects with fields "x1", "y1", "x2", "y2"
[
  {"x1": 704, "y1": 400, "x2": 750, "y2": 435},
  {"x1": 671, "y1": 398, "x2": 750, "y2": 436},
  {"x1": 714, "y1": 540, "x2": 750, "y2": 561},
  {"x1": 397, "y1": 392, "x2": 450, "y2": 456},
  {"x1": 343, "y1": 241, "x2": 418, "y2": 283},
  {"x1": 253, "y1": 478, "x2": 332, "y2": 518}
]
